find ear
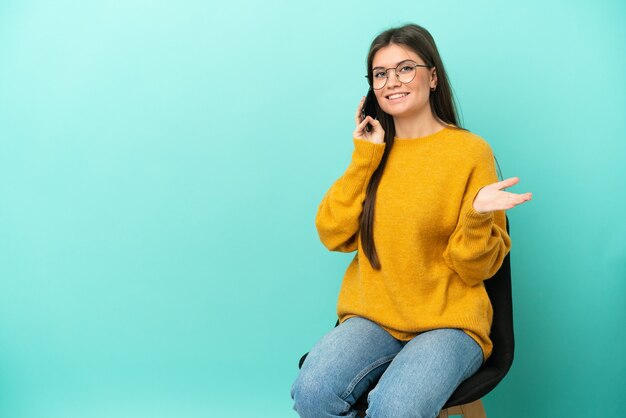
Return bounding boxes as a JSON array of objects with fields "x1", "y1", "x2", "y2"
[{"x1": 431, "y1": 67, "x2": 438, "y2": 86}]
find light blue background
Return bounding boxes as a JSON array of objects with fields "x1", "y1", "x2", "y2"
[{"x1": 1, "y1": 1, "x2": 624, "y2": 417}]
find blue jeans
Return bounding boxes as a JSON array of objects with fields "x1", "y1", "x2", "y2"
[{"x1": 290, "y1": 316, "x2": 483, "y2": 418}]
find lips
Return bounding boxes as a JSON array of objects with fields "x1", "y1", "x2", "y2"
[{"x1": 386, "y1": 92, "x2": 409, "y2": 100}]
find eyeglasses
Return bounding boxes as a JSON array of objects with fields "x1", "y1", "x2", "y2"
[{"x1": 366, "y1": 61, "x2": 433, "y2": 90}]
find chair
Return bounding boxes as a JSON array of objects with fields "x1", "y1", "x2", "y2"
[{"x1": 298, "y1": 216, "x2": 513, "y2": 418}]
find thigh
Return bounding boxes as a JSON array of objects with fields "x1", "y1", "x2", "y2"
[
  {"x1": 365, "y1": 328, "x2": 483, "y2": 418},
  {"x1": 292, "y1": 316, "x2": 404, "y2": 406}
]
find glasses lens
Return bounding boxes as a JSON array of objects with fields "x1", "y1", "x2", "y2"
[
  {"x1": 397, "y1": 63, "x2": 416, "y2": 84},
  {"x1": 372, "y1": 72, "x2": 387, "y2": 90}
]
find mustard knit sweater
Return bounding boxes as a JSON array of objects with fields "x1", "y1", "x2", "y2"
[{"x1": 315, "y1": 126, "x2": 511, "y2": 361}]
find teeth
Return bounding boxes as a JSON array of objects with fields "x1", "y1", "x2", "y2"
[{"x1": 388, "y1": 93, "x2": 408, "y2": 99}]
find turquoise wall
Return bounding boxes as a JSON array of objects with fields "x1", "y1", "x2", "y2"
[{"x1": 1, "y1": 1, "x2": 624, "y2": 417}]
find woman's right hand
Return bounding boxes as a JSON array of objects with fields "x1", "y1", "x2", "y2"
[{"x1": 353, "y1": 96, "x2": 385, "y2": 144}]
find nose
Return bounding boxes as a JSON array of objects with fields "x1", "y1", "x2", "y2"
[{"x1": 385, "y1": 69, "x2": 402, "y2": 88}]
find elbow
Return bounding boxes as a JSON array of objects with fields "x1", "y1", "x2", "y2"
[
  {"x1": 315, "y1": 213, "x2": 359, "y2": 252},
  {"x1": 317, "y1": 230, "x2": 358, "y2": 252},
  {"x1": 456, "y1": 269, "x2": 488, "y2": 287},
  {"x1": 444, "y1": 241, "x2": 510, "y2": 286},
  {"x1": 315, "y1": 216, "x2": 334, "y2": 250},
  {"x1": 449, "y1": 262, "x2": 497, "y2": 287}
]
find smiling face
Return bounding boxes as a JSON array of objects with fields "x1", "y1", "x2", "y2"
[{"x1": 371, "y1": 43, "x2": 437, "y2": 120}]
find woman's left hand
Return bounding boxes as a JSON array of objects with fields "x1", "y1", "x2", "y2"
[{"x1": 472, "y1": 177, "x2": 532, "y2": 213}]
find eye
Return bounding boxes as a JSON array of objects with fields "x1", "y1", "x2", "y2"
[
  {"x1": 399, "y1": 65, "x2": 415, "y2": 73},
  {"x1": 373, "y1": 71, "x2": 386, "y2": 79}
]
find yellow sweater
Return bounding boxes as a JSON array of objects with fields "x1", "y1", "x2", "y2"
[{"x1": 315, "y1": 126, "x2": 511, "y2": 361}]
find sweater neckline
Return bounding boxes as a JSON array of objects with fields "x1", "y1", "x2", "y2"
[{"x1": 394, "y1": 125, "x2": 453, "y2": 142}]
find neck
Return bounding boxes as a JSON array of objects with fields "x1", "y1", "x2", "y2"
[{"x1": 393, "y1": 108, "x2": 447, "y2": 139}]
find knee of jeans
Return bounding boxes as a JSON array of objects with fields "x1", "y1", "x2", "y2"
[
  {"x1": 366, "y1": 386, "x2": 436, "y2": 418},
  {"x1": 291, "y1": 374, "x2": 351, "y2": 418}
]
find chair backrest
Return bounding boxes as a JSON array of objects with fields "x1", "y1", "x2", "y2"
[{"x1": 442, "y1": 214, "x2": 514, "y2": 408}]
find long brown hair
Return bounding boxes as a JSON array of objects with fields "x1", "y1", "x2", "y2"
[{"x1": 360, "y1": 23, "x2": 467, "y2": 270}]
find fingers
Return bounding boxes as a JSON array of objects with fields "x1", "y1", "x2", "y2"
[
  {"x1": 369, "y1": 117, "x2": 381, "y2": 128},
  {"x1": 356, "y1": 115, "x2": 379, "y2": 130},
  {"x1": 502, "y1": 191, "x2": 533, "y2": 210},
  {"x1": 353, "y1": 115, "x2": 371, "y2": 139},
  {"x1": 495, "y1": 177, "x2": 520, "y2": 190},
  {"x1": 356, "y1": 115, "x2": 371, "y2": 130},
  {"x1": 354, "y1": 116, "x2": 385, "y2": 144},
  {"x1": 480, "y1": 190, "x2": 533, "y2": 212}
]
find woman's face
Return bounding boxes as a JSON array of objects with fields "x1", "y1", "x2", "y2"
[{"x1": 371, "y1": 43, "x2": 437, "y2": 119}]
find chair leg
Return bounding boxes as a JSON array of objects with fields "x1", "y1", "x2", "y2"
[
  {"x1": 441, "y1": 406, "x2": 461, "y2": 416},
  {"x1": 439, "y1": 400, "x2": 486, "y2": 418},
  {"x1": 445, "y1": 406, "x2": 463, "y2": 415},
  {"x1": 459, "y1": 399, "x2": 487, "y2": 418}
]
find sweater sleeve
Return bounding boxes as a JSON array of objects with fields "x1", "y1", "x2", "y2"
[
  {"x1": 315, "y1": 138, "x2": 386, "y2": 252},
  {"x1": 442, "y1": 141, "x2": 511, "y2": 286}
]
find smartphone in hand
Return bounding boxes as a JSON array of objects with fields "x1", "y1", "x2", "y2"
[{"x1": 361, "y1": 88, "x2": 378, "y2": 132}]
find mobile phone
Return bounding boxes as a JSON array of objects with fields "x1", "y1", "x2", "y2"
[{"x1": 361, "y1": 88, "x2": 378, "y2": 132}]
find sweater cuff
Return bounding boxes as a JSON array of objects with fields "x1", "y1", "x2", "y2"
[
  {"x1": 351, "y1": 138, "x2": 386, "y2": 182},
  {"x1": 352, "y1": 138, "x2": 386, "y2": 156},
  {"x1": 463, "y1": 205, "x2": 494, "y2": 230}
]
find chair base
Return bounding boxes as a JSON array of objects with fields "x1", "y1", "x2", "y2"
[
  {"x1": 355, "y1": 399, "x2": 486, "y2": 418},
  {"x1": 438, "y1": 399, "x2": 486, "y2": 418}
]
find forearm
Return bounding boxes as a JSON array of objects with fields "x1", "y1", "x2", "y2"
[{"x1": 315, "y1": 139, "x2": 385, "y2": 251}]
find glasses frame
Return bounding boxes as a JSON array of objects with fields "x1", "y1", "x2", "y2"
[{"x1": 366, "y1": 62, "x2": 433, "y2": 90}]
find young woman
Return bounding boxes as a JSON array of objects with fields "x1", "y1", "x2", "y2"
[{"x1": 291, "y1": 23, "x2": 532, "y2": 418}]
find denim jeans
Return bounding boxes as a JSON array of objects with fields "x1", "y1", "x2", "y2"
[{"x1": 290, "y1": 316, "x2": 483, "y2": 418}]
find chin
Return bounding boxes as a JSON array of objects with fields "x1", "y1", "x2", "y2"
[
  {"x1": 384, "y1": 101, "x2": 426, "y2": 119},
  {"x1": 382, "y1": 107, "x2": 417, "y2": 118}
]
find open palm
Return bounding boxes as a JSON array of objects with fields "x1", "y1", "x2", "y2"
[{"x1": 473, "y1": 177, "x2": 532, "y2": 213}]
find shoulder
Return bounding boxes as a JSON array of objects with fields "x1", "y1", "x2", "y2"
[{"x1": 446, "y1": 127, "x2": 495, "y2": 161}]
